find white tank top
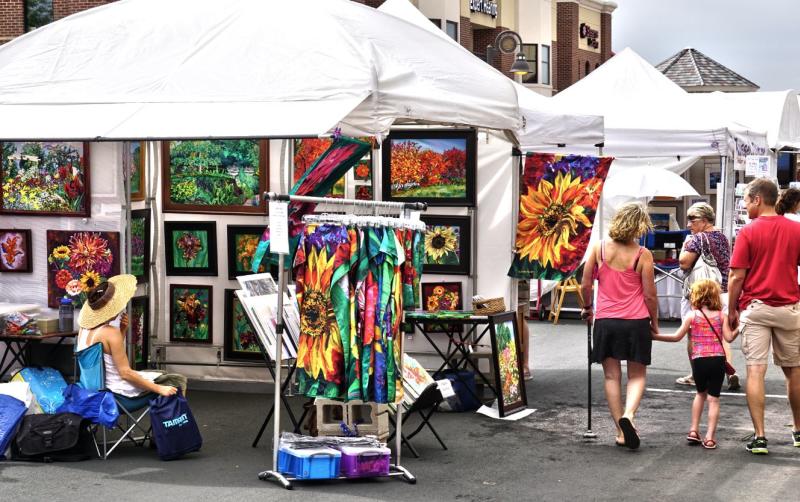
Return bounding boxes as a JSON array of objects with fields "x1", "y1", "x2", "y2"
[{"x1": 77, "y1": 327, "x2": 154, "y2": 397}]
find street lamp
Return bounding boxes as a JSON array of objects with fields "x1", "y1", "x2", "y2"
[{"x1": 486, "y1": 30, "x2": 531, "y2": 80}]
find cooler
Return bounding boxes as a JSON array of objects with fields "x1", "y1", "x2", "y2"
[
  {"x1": 277, "y1": 446, "x2": 341, "y2": 480},
  {"x1": 339, "y1": 445, "x2": 391, "y2": 478}
]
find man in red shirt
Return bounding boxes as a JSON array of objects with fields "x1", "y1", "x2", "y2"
[{"x1": 729, "y1": 178, "x2": 800, "y2": 455}]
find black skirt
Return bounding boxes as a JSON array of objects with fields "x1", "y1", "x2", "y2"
[{"x1": 591, "y1": 318, "x2": 652, "y2": 365}]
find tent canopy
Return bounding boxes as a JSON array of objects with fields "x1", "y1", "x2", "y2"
[
  {"x1": 378, "y1": 0, "x2": 604, "y2": 148},
  {"x1": 0, "y1": 0, "x2": 522, "y2": 141},
  {"x1": 525, "y1": 47, "x2": 767, "y2": 157}
]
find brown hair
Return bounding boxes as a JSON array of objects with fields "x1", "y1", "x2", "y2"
[
  {"x1": 776, "y1": 188, "x2": 800, "y2": 215},
  {"x1": 690, "y1": 279, "x2": 722, "y2": 311},
  {"x1": 608, "y1": 202, "x2": 653, "y2": 243},
  {"x1": 745, "y1": 178, "x2": 778, "y2": 206}
]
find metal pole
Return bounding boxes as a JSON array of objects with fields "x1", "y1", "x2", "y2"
[{"x1": 272, "y1": 253, "x2": 286, "y2": 471}]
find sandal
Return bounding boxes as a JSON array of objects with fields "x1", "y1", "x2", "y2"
[
  {"x1": 686, "y1": 431, "x2": 702, "y2": 444},
  {"x1": 676, "y1": 375, "x2": 695, "y2": 386},
  {"x1": 702, "y1": 439, "x2": 717, "y2": 449},
  {"x1": 618, "y1": 417, "x2": 640, "y2": 450}
]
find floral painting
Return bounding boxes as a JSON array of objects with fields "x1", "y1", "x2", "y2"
[
  {"x1": 131, "y1": 296, "x2": 149, "y2": 370},
  {"x1": 489, "y1": 313, "x2": 527, "y2": 417},
  {"x1": 164, "y1": 221, "x2": 218, "y2": 276},
  {"x1": 227, "y1": 225, "x2": 273, "y2": 279},
  {"x1": 420, "y1": 215, "x2": 471, "y2": 275},
  {"x1": 170, "y1": 284, "x2": 212, "y2": 344},
  {"x1": 507, "y1": 153, "x2": 612, "y2": 281},
  {"x1": 293, "y1": 137, "x2": 373, "y2": 199},
  {"x1": 46, "y1": 230, "x2": 121, "y2": 308},
  {"x1": 0, "y1": 229, "x2": 32, "y2": 273},
  {"x1": 1, "y1": 142, "x2": 90, "y2": 217},
  {"x1": 130, "y1": 209, "x2": 150, "y2": 283},
  {"x1": 382, "y1": 130, "x2": 476, "y2": 206},
  {"x1": 223, "y1": 289, "x2": 261, "y2": 361},
  {"x1": 129, "y1": 141, "x2": 145, "y2": 201},
  {"x1": 162, "y1": 140, "x2": 267, "y2": 214},
  {"x1": 421, "y1": 282, "x2": 463, "y2": 333}
]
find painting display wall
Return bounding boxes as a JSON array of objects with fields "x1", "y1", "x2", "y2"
[
  {"x1": 488, "y1": 312, "x2": 528, "y2": 417},
  {"x1": 0, "y1": 229, "x2": 32, "y2": 273},
  {"x1": 164, "y1": 221, "x2": 218, "y2": 276},
  {"x1": 169, "y1": 284, "x2": 212, "y2": 344},
  {"x1": 46, "y1": 230, "x2": 121, "y2": 308}
]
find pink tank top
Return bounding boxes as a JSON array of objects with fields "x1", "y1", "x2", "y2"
[
  {"x1": 595, "y1": 242, "x2": 650, "y2": 320},
  {"x1": 689, "y1": 310, "x2": 725, "y2": 359}
]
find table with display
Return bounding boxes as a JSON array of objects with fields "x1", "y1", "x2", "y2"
[{"x1": 0, "y1": 331, "x2": 77, "y2": 381}]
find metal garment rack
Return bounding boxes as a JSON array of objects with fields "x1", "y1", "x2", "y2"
[{"x1": 258, "y1": 192, "x2": 425, "y2": 490}]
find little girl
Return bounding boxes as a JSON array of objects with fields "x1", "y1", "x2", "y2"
[{"x1": 653, "y1": 279, "x2": 737, "y2": 449}]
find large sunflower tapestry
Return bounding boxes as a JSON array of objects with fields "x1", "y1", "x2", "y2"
[{"x1": 507, "y1": 153, "x2": 612, "y2": 281}]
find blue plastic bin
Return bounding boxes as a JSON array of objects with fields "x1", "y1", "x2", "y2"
[{"x1": 277, "y1": 446, "x2": 341, "y2": 479}]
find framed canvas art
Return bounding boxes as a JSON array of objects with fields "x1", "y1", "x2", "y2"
[
  {"x1": 1, "y1": 141, "x2": 90, "y2": 217},
  {"x1": 223, "y1": 288, "x2": 262, "y2": 361},
  {"x1": 129, "y1": 141, "x2": 145, "y2": 201},
  {"x1": 421, "y1": 282, "x2": 464, "y2": 333},
  {"x1": 130, "y1": 209, "x2": 151, "y2": 284},
  {"x1": 488, "y1": 312, "x2": 528, "y2": 417},
  {"x1": 226, "y1": 224, "x2": 275, "y2": 279},
  {"x1": 0, "y1": 229, "x2": 32, "y2": 273},
  {"x1": 164, "y1": 221, "x2": 218, "y2": 276},
  {"x1": 293, "y1": 137, "x2": 373, "y2": 199},
  {"x1": 46, "y1": 230, "x2": 121, "y2": 308},
  {"x1": 382, "y1": 129, "x2": 476, "y2": 206},
  {"x1": 130, "y1": 296, "x2": 149, "y2": 370},
  {"x1": 420, "y1": 215, "x2": 471, "y2": 275},
  {"x1": 162, "y1": 139, "x2": 268, "y2": 214},
  {"x1": 169, "y1": 284, "x2": 212, "y2": 344},
  {"x1": 705, "y1": 167, "x2": 721, "y2": 195}
]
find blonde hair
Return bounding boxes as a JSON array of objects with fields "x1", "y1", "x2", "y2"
[
  {"x1": 690, "y1": 279, "x2": 722, "y2": 311},
  {"x1": 687, "y1": 202, "x2": 715, "y2": 223},
  {"x1": 608, "y1": 202, "x2": 653, "y2": 243}
]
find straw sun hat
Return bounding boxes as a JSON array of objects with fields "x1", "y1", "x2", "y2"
[{"x1": 78, "y1": 274, "x2": 138, "y2": 329}]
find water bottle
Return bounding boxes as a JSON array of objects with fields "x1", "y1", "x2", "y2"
[{"x1": 58, "y1": 297, "x2": 74, "y2": 333}]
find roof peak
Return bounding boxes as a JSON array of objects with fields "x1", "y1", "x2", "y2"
[{"x1": 656, "y1": 47, "x2": 759, "y2": 91}]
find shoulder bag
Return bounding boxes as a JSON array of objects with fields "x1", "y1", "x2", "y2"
[{"x1": 683, "y1": 232, "x2": 722, "y2": 299}]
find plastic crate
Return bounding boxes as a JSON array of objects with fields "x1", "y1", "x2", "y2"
[
  {"x1": 339, "y1": 445, "x2": 391, "y2": 478},
  {"x1": 277, "y1": 446, "x2": 341, "y2": 480}
]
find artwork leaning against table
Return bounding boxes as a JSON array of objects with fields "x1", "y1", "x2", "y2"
[
  {"x1": 170, "y1": 284, "x2": 212, "y2": 344},
  {"x1": 46, "y1": 230, "x2": 121, "y2": 308},
  {"x1": 1, "y1": 141, "x2": 90, "y2": 217},
  {"x1": 420, "y1": 215, "x2": 471, "y2": 275},
  {"x1": 223, "y1": 288, "x2": 261, "y2": 361},
  {"x1": 130, "y1": 296, "x2": 149, "y2": 370},
  {"x1": 488, "y1": 312, "x2": 528, "y2": 417},
  {"x1": 164, "y1": 221, "x2": 218, "y2": 276},
  {"x1": 0, "y1": 229, "x2": 32, "y2": 273},
  {"x1": 162, "y1": 139, "x2": 268, "y2": 214},
  {"x1": 421, "y1": 281, "x2": 464, "y2": 334},
  {"x1": 130, "y1": 209, "x2": 151, "y2": 284}
]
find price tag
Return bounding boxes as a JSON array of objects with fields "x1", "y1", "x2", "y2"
[
  {"x1": 269, "y1": 201, "x2": 290, "y2": 255},
  {"x1": 435, "y1": 378, "x2": 456, "y2": 399}
]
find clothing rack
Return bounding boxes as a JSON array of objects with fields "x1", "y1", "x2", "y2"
[{"x1": 257, "y1": 192, "x2": 423, "y2": 489}]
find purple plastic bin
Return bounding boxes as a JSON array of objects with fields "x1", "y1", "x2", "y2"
[{"x1": 339, "y1": 445, "x2": 391, "y2": 478}]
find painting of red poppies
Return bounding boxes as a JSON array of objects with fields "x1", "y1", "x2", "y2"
[
  {"x1": 488, "y1": 312, "x2": 527, "y2": 417},
  {"x1": 223, "y1": 288, "x2": 261, "y2": 361},
  {"x1": 421, "y1": 282, "x2": 463, "y2": 333},
  {"x1": 170, "y1": 284, "x2": 212, "y2": 344},
  {"x1": 0, "y1": 229, "x2": 32, "y2": 273},
  {"x1": 382, "y1": 130, "x2": 476, "y2": 206},
  {"x1": 131, "y1": 296, "x2": 149, "y2": 370},
  {"x1": 420, "y1": 215, "x2": 471, "y2": 275},
  {"x1": 1, "y1": 142, "x2": 90, "y2": 217},
  {"x1": 507, "y1": 153, "x2": 612, "y2": 281},
  {"x1": 164, "y1": 221, "x2": 218, "y2": 276},
  {"x1": 46, "y1": 230, "x2": 121, "y2": 308}
]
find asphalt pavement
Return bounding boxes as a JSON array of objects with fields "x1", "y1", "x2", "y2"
[{"x1": 3, "y1": 319, "x2": 800, "y2": 501}]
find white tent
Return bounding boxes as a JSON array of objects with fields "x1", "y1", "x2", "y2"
[
  {"x1": 525, "y1": 47, "x2": 767, "y2": 157},
  {"x1": 0, "y1": 0, "x2": 522, "y2": 141},
  {"x1": 378, "y1": 0, "x2": 604, "y2": 148}
]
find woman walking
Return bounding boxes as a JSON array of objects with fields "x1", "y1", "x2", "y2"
[{"x1": 581, "y1": 202, "x2": 659, "y2": 449}]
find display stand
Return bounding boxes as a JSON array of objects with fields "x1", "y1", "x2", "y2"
[{"x1": 256, "y1": 192, "x2": 424, "y2": 490}]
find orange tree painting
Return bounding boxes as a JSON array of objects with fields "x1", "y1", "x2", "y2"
[{"x1": 508, "y1": 153, "x2": 612, "y2": 281}]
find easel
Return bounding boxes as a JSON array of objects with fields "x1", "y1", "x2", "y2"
[{"x1": 256, "y1": 192, "x2": 424, "y2": 490}]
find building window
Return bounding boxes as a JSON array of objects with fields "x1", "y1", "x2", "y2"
[
  {"x1": 520, "y1": 43, "x2": 538, "y2": 84},
  {"x1": 429, "y1": 18, "x2": 442, "y2": 28},
  {"x1": 541, "y1": 45, "x2": 550, "y2": 85},
  {"x1": 585, "y1": 61, "x2": 591, "y2": 76},
  {"x1": 445, "y1": 21, "x2": 458, "y2": 42},
  {"x1": 24, "y1": 0, "x2": 53, "y2": 32}
]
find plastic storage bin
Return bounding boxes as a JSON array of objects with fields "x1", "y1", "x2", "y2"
[
  {"x1": 277, "y1": 446, "x2": 341, "y2": 480},
  {"x1": 339, "y1": 445, "x2": 391, "y2": 478}
]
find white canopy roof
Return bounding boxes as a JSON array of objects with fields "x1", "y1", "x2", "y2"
[
  {"x1": 525, "y1": 47, "x2": 767, "y2": 157},
  {"x1": 0, "y1": 0, "x2": 522, "y2": 141},
  {"x1": 378, "y1": 0, "x2": 604, "y2": 148}
]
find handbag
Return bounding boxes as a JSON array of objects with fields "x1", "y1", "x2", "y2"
[
  {"x1": 698, "y1": 309, "x2": 736, "y2": 376},
  {"x1": 683, "y1": 233, "x2": 722, "y2": 299},
  {"x1": 11, "y1": 413, "x2": 93, "y2": 462},
  {"x1": 149, "y1": 390, "x2": 202, "y2": 461}
]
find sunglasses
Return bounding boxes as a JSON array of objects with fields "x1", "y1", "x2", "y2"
[{"x1": 687, "y1": 216, "x2": 701, "y2": 222}]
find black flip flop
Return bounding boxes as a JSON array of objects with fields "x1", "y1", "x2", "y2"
[{"x1": 618, "y1": 417, "x2": 640, "y2": 450}]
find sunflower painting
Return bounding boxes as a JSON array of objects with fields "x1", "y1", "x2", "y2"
[
  {"x1": 421, "y1": 282, "x2": 463, "y2": 333},
  {"x1": 46, "y1": 230, "x2": 121, "y2": 308},
  {"x1": 420, "y1": 215, "x2": 471, "y2": 275},
  {"x1": 508, "y1": 153, "x2": 612, "y2": 281},
  {"x1": 164, "y1": 221, "x2": 218, "y2": 276}
]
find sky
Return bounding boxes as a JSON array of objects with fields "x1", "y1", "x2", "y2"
[{"x1": 612, "y1": 0, "x2": 800, "y2": 91}]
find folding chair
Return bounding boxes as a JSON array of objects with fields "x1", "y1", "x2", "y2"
[
  {"x1": 74, "y1": 342, "x2": 154, "y2": 459},
  {"x1": 388, "y1": 383, "x2": 447, "y2": 458}
]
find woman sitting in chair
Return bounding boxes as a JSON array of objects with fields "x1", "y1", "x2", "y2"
[{"x1": 77, "y1": 274, "x2": 185, "y2": 397}]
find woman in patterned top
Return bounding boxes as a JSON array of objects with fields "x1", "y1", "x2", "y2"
[{"x1": 676, "y1": 202, "x2": 740, "y2": 391}]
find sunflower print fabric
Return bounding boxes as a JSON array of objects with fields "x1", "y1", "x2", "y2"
[{"x1": 508, "y1": 153, "x2": 612, "y2": 281}]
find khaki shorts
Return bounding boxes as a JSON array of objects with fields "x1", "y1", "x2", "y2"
[{"x1": 739, "y1": 300, "x2": 800, "y2": 367}]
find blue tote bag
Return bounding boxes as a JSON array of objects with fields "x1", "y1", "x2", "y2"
[{"x1": 149, "y1": 391, "x2": 202, "y2": 461}]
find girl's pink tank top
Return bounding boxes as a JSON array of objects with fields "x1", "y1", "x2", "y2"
[{"x1": 595, "y1": 242, "x2": 650, "y2": 320}]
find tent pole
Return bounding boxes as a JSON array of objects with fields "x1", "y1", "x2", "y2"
[
  {"x1": 122, "y1": 141, "x2": 134, "y2": 362},
  {"x1": 584, "y1": 145, "x2": 603, "y2": 440}
]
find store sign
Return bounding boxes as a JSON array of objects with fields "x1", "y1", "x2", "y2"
[
  {"x1": 470, "y1": 0, "x2": 498, "y2": 18},
  {"x1": 579, "y1": 23, "x2": 599, "y2": 49}
]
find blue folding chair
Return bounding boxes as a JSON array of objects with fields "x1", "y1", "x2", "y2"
[{"x1": 74, "y1": 342, "x2": 155, "y2": 459}]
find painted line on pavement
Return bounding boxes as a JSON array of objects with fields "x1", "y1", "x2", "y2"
[{"x1": 646, "y1": 387, "x2": 788, "y2": 400}]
